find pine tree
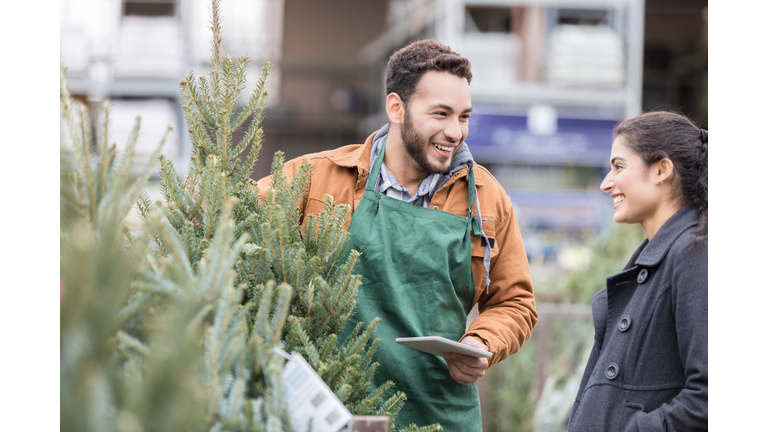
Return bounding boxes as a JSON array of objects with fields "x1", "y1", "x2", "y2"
[
  {"x1": 154, "y1": 2, "x2": 440, "y2": 430},
  {"x1": 61, "y1": 0, "x2": 442, "y2": 429},
  {"x1": 61, "y1": 58, "x2": 295, "y2": 431}
]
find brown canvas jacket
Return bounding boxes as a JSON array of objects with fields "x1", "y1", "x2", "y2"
[{"x1": 257, "y1": 131, "x2": 538, "y2": 368}]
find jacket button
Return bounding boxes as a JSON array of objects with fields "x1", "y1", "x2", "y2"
[
  {"x1": 471, "y1": 243, "x2": 475, "y2": 250},
  {"x1": 618, "y1": 315, "x2": 632, "y2": 332},
  {"x1": 637, "y1": 268, "x2": 649, "y2": 284},
  {"x1": 432, "y1": 205, "x2": 439, "y2": 210},
  {"x1": 605, "y1": 363, "x2": 619, "y2": 380}
]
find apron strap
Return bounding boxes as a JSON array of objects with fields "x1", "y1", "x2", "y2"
[
  {"x1": 366, "y1": 138, "x2": 387, "y2": 192},
  {"x1": 467, "y1": 166, "x2": 492, "y2": 294}
]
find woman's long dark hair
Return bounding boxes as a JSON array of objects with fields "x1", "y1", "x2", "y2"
[{"x1": 614, "y1": 111, "x2": 708, "y2": 245}]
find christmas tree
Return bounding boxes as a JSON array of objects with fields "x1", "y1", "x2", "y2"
[
  {"x1": 61, "y1": 61, "x2": 294, "y2": 431},
  {"x1": 60, "y1": 1, "x2": 440, "y2": 430}
]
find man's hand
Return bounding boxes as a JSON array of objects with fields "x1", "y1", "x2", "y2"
[{"x1": 443, "y1": 336, "x2": 490, "y2": 385}]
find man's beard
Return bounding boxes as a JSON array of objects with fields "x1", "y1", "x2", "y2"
[{"x1": 400, "y1": 109, "x2": 455, "y2": 175}]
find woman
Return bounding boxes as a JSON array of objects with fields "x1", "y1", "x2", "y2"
[{"x1": 568, "y1": 111, "x2": 708, "y2": 431}]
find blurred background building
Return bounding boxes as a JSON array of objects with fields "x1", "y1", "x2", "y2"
[
  {"x1": 60, "y1": 0, "x2": 707, "y2": 266},
  {"x1": 60, "y1": 0, "x2": 707, "y2": 429}
]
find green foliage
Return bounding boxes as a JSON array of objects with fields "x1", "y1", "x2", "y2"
[
  {"x1": 61, "y1": 55, "x2": 295, "y2": 430},
  {"x1": 483, "y1": 317, "x2": 593, "y2": 432},
  {"x1": 62, "y1": 1, "x2": 440, "y2": 430},
  {"x1": 143, "y1": 1, "x2": 434, "y2": 430},
  {"x1": 563, "y1": 223, "x2": 646, "y2": 304},
  {"x1": 481, "y1": 335, "x2": 537, "y2": 432},
  {"x1": 529, "y1": 317, "x2": 593, "y2": 432}
]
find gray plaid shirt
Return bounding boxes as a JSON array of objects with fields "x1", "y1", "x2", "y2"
[{"x1": 377, "y1": 163, "x2": 441, "y2": 208}]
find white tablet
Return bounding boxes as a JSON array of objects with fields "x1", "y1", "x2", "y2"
[{"x1": 395, "y1": 336, "x2": 492, "y2": 359}]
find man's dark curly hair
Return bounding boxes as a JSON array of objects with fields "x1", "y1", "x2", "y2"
[{"x1": 385, "y1": 39, "x2": 472, "y2": 105}]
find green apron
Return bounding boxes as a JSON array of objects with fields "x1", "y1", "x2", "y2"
[{"x1": 341, "y1": 140, "x2": 483, "y2": 431}]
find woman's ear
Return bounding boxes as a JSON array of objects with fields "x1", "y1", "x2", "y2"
[
  {"x1": 385, "y1": 93, "x2": 405, "y2": 125},
  {"x1": 655, "y1": 158, "x2": 675, "y2": 184}
]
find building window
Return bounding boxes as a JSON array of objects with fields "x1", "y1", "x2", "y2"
[
  {"x1": 123, "y1": 0, "x2": 176, "y2": 17},
  {"x1": 557, "y1": 8, "x2": 609, "y2": 26},
  {"x1": 465, "y1": 6, "x2": 512, "y2": 33}
]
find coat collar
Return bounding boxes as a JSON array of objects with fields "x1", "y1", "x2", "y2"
[
  {"x1": 326, "y1": 131, "x2": 376, "y2": 169},
  {"x1": 633, "y1": 204, "x2": 701, "y2": 267},
  {"x1": 325, "y1": 129, "x2": 483, "y2": 185}
]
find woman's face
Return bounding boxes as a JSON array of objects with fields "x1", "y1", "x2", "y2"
[{"x1": 601, "y1": 136, "x2": 665, "y2": 226}]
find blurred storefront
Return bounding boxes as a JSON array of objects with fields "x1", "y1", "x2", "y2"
[
  {"x1": 424, "y1": 0, "x2": 645, "y2": 263},
  {"x1": 60, "y1": 0, "x2": 707, "y2": 262}
]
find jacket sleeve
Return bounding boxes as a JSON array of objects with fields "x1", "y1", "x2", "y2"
[
  {"x1": 463, "y1": 196, "x2": 538, "y2": 368},
  {"x1": 626, "y1": 241, "x2": 708, "y2": 431}
]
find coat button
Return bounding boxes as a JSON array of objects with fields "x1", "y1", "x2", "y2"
[
  {"x1": 618, "y1": 315, "x2": 632, "y2": 332},
  {"x1": 432, "y1": 205, "x2": 439, "y2": 210},
  {"x1": 637, "y1": 268, "x2": 649, "y2": 284},
  {"x1": 605, "y1": 363, "x2": 619, "y2": 380},
  {"x1": 471, "y1": 243, "x2": 475, "y2": 250}
]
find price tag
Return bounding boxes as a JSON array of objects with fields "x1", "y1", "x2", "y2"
[{"x1": 277, "y1": 348, "x2": 352, "y2": 432}]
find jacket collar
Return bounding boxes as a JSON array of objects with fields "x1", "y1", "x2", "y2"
[
  {"x1": 327, "y1": 130, "x2": 376, "y2": 170},
  {"x1": 634, "y1": 203, "x2": 702, "y2": 267},
  {"x1": 325, "y1": 129, "x2": 483, "y2": 185}
]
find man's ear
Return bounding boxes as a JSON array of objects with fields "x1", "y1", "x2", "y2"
[{"x1": 386, "y1": 93, "x2": 405, "y2": 125}]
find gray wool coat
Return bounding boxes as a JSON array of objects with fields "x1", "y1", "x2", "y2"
[{"x1": 568, "y1": 204, "x2": 708, "y2": 431}]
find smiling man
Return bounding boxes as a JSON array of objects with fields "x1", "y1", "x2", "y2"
[{"x1": 258, "y1": 40, "x2": 537, "y2": 430}]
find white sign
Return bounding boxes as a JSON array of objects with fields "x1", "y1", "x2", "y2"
[{"x1": 279, "y1": 349, "x2": 352, "y2": 432}]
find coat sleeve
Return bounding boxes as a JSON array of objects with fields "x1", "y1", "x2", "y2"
[
  {"x1": 463, "y1": 195, "x2": 538, "y2": 368},
  {"x1": 626, "y1": 241, "x2": 708, "y2": 431}
]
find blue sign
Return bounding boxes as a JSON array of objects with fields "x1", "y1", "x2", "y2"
[
  {"x1": 505, "y1": 188, "x2": 613, "y2": 230},
  {"x1": 467, "y1": 111, "x2": 620, "y2": 166}
]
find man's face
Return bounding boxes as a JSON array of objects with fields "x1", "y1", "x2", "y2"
[{"x1": 399, "y1": 71, "x2": 472, "y2": 175}]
